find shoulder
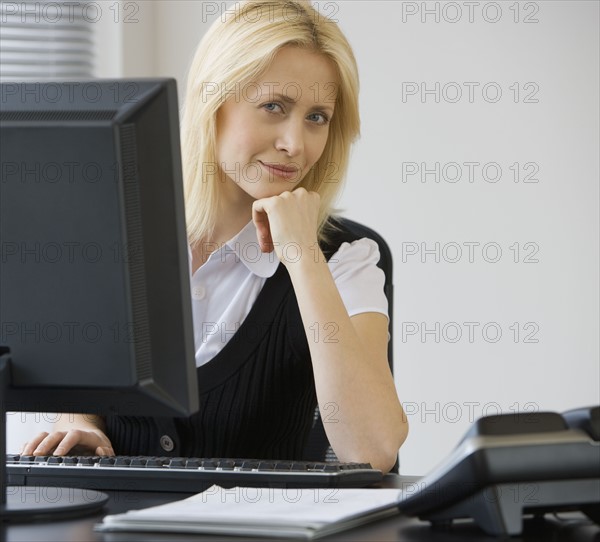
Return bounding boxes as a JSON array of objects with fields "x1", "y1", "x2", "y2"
[
  {"x1": 327, "y1": 237, "x2": 381, "y2": 276},
  {"x1": 319, "y1": 216, "x2": 362, "y2": 260},
  {"x1": 319, "y1": 216, "x2": 391, "y2": 272},
  {"x1": 319, "y1": 217, "x2": 390, "y2": 319}
]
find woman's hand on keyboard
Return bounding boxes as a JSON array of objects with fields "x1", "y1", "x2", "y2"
[{"x1": 21, "y1": 428, "x2": 115, "y2": 457}]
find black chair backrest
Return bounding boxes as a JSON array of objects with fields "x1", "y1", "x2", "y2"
[{"x1": 303, "y1": 217, "x2": 398, "y2": 473}]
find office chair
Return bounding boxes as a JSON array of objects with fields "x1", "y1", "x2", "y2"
[{"x1": 303, "y1": 217, "x2": 398, "y2": 473}]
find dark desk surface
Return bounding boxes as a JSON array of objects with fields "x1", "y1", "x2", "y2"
[{"x1": 3, "y1": 475, "x2": 599, "y2": 542}]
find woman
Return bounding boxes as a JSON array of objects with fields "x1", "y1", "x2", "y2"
[{"x1": 23, "y1": 0, "x2": 407, "y2": 474}]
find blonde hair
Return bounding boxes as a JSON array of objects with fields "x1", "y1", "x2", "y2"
[{"x1": 181, "y1": 0, "x2": 360, "y2": 245}]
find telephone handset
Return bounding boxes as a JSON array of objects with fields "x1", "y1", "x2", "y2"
[{"x1": 397, "y1": 405, "x2": 600, "y2": 536}]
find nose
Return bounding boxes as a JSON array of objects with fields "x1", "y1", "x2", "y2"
[{"x1": 274, "y1": 116, "x2": 304, "y2": 158}]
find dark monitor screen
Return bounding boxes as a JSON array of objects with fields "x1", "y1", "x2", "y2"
[{"x1": 0, "y1": 79, "x2": 198, "y2": 418}]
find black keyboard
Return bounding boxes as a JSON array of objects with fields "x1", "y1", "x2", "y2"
[{"x1": 6, "y1": 454, "x2": 383, "y2": 492}]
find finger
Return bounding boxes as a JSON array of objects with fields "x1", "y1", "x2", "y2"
[
  {"x1": 32, "y1": 432, "x2": 68, "y2": 456},
  {"x1": 95, "y1": 445, "x2": 115, "y2": 457},
  {"x1": 56, "y1": 429, "x2": 114, "y2": 457},
  {"x1": 259, "y1": 230, "x2": 273, "y2": 253},
  {"x1": 252, "y1": 201, "x2": 273, "y2": 252},
  {"x1": 53, "y1": 429, "x2": 93, "y2": 456},
  {"x1": 21, "y1": 432, "x2": 49, "y2": 455}
]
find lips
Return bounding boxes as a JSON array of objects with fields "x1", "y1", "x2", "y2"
[{"x1": 259, "y1": 161, "x2": 300, "y2": 180}]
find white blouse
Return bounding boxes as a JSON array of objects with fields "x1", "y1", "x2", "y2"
[{"x1": 188, "y1": 221, "x2": 388, "y2": 367}]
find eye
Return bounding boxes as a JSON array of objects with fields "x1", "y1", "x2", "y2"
[
  {"x1": 262, "y1": 102, "x2": 283, "y2": 113},
  {"x1": 307, "y1": 112, "x2": 330, "y2": 125}
]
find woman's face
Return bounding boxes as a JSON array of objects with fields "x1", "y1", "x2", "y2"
[{"x1": 215, "y1": 46, "x2": 339, "y2": 202}]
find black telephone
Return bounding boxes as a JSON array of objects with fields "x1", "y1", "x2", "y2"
[{"x1": 397, "y1": 405, "x2": 600, "y2": 536}]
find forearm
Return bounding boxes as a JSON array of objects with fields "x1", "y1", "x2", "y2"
[{"x1": 286, "y1": 252, "x2": 407, "y2": 473}]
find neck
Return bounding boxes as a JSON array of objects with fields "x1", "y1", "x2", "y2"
[
  {"x1": 211, "y1": 178, "x2": 254, "y2": 245},
  {"x1": 190, "y1": 178, "x2": 255, "y2": 273}
]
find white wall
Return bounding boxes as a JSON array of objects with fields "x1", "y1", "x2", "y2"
[
  {"x1": 334, "y1": 0, "x2": 599, "y2": 475},
  {"x1": 8, "y1": 1, "x2": 599, "y2": 476}
]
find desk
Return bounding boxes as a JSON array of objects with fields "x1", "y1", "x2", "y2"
[{"x1": 3, "y1": 475, "x2": 599, "y2": 542}]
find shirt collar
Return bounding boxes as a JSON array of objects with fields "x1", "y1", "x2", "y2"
[{"x1": 224, "y1": 220, "x2": 280, "y2": 278}]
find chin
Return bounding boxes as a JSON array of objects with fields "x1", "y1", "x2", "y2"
[{"x1": 247, "y1": 184, "x2": 298, "y2": 200}]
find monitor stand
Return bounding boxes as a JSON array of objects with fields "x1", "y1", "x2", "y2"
[{"x1": 0, "y1": 349, "x2": 109, "y2": 522}]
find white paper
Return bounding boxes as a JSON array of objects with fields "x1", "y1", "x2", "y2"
[{"x1": 98, "y1": 485, "x2": 402, "y2": 538}]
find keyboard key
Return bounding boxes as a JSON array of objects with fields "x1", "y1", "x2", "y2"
[{"x1": 19, "y1": 456, "x2": 35, "y2": 463}]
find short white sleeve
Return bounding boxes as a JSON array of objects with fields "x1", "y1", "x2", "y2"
[{"x1": 328, "y1": 238, "x2": 388, "y2": 319}]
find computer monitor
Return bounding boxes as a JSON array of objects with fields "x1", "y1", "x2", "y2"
[{"x1": 0, "y1": 79, "x2": 198, "y2": 519}]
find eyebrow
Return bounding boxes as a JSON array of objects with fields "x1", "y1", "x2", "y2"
[{"x1": 268, "y1": 92, "x2": 335, "y2": 114}]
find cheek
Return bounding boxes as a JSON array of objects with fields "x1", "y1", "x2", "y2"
[
  {"x1": 306, "y1": 131, "x2": 330, "y2": 169},
  {"x1": 217, "y1": 106, "x2": 261, "y2": 161},
  {"x1": 217, "y1": 133, "x2": 248, "y2": 165},
  {"x1": 228, "y1": 123, "x2": 264, "y2": 159}
]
